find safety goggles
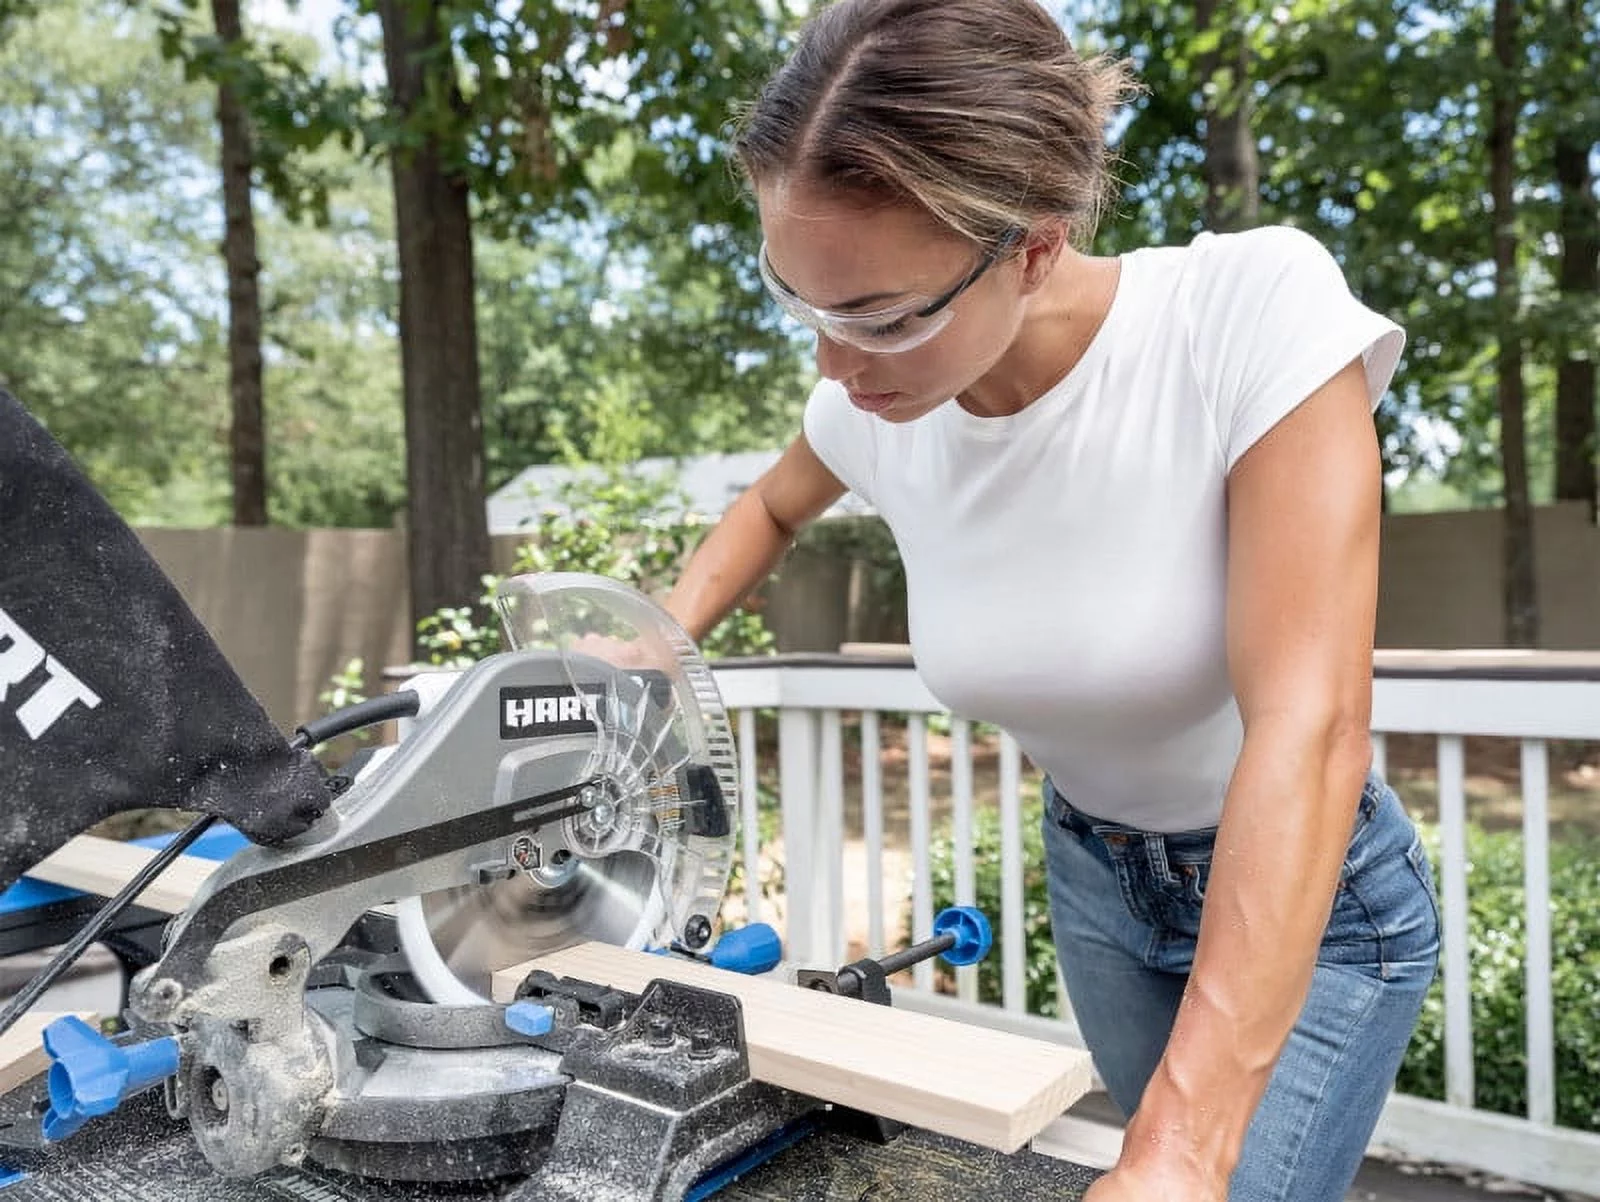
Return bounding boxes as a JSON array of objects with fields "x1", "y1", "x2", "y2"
[{"x1": 758, "y1": 228, "x2": 1024, "y2": 354}]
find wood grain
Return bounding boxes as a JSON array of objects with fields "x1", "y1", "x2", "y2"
[
  {"x1": 492, "y1": 941, "x2": 1094, "y2": 1154},
  {"x1": 25, "y1": 835, "x2": 218, "y2": 914}
]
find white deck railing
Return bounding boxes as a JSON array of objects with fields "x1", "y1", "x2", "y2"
[{"x1": 709, "y1": 650, "x2": 1600, "y2": 1193}]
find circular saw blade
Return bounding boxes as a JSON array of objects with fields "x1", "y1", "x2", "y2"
[{"x1": 397, "y1": 850, "x2": 666, "y2": 1004}]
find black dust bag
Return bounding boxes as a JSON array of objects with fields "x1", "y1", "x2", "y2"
[{"x1": 0, "y1": 388, "x2": 329, "y2": 894}]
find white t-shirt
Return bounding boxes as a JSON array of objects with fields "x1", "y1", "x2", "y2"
[{"x1": 802, "y1": 225, "x2": 1405, "y2": 832}]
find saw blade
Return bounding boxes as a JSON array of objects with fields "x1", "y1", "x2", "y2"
[{"x1": 397, "y1": 850, "x2": 665, "y2": 1003}]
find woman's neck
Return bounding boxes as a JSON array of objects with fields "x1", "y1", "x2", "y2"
[{"x1": 958, "y1": 248, "x2": 1122, "y2": 418}]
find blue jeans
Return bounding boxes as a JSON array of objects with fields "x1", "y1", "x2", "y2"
[{"x1": 1042, "y1": 772, "x2": 1440, "y2": 1202}]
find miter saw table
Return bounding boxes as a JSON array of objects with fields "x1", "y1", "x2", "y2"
[{"x1": 0, "y1": 1091, "x2": 1098, "y2": 1200}]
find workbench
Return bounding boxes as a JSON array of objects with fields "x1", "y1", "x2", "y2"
[{"x1": 0, "y1": 1091, "x2": 1098, "y2": 1200}]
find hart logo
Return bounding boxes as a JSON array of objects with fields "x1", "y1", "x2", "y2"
[
  {"x1": 0, "y1": 605, "x2": 101, "y2": 741},
  {"x1": 499, "y1": 684, "x2": 604, "y2": 740}
]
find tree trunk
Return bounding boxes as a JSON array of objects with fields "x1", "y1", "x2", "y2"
[
  {"x1": 212, "y1": 0, "x2": 267, "y2": 526},
  {"x1": 1490, "y1": 0, "x2": 1538, "y2": 646},
  {"x1": 1195, "y1": 0, "x2": 1259, "y2": 232},
  {"x1": 1551, "y1": 2, "x2": 1598, "y2": 517},
  {"x1": 377, "y1": 0, "x2": 491, "y2": 640}
]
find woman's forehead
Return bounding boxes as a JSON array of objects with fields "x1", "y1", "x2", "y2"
[{"x1": 756, "y1": 181, "x2": 970, "y2": 309}]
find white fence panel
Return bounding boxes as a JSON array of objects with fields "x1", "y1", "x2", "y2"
[{"x1": 708, "y1": 653, "x2": 1600, "y2": 1195}]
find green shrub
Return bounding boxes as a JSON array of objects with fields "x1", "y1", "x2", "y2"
[
  {"x1": 414, "y1": 464, "x2": 776, "y2": 667},
  {"x1": 1396, "y1": 824, "x2": 1600, "y2": 1131},
  {"x1": 928, "y1": 802, "x2": 1600, "y2": 1132},
  {"x1": 926, "y1": 793, "x2": 1063, "y2": 1017}
]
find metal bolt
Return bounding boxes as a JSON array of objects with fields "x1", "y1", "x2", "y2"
[
  {"x1": 145, "y1": 978, "x2": 183, "y2": 1017},
  {"x1": 682, "y1": 915, "x2": 712, "y2": 950},
  {"x1": 688, "y1": 1030, "x2": 716, "y2": 1060},
  {"x1": 646, "y1": 1015, "x2": 676, "y2": 1048},
  {"x1": 511, "y1": 835, "x2": 539, "y2": 871},
  {"x1": 209, "y1": 1075, "x2": 230, "y2": 1114}
]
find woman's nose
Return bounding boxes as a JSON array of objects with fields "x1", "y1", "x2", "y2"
[{"x1": 814, "y1": 331, "x2": 868, "y2": 381}]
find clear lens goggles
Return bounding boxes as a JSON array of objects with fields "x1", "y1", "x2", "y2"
[{"x1": 758, "y1": 228, "x2": 1023, "y2": 355}]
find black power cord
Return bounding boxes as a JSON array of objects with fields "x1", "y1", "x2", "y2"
[{"x1": 0, "y1": 689, "x2": 422, "y2": 1038}]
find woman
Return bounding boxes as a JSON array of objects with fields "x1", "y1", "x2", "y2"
[{"x1": 660, "y1": 1, "x2": 1440, "y2": 1197}]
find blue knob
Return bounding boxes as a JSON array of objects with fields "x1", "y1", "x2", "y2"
[
  {"x1": 504, "y1": 1001, "x2": 555, "y2": 1038},
  {"x1": 933, "y1": 907, "x2": 993, "y2": 967},
  {"x1": 708, "y1": 924, "x2": 783, "y2": 975},
  {"x1": 41, "y1": 1016, "x2": 180, "y2": 1142}
]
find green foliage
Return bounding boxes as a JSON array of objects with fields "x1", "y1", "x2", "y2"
[
  {"x1": 415, "y1": 576, "x2": 504, "y2": 667},
  {"x1": 314, "y1": 656, "x2": 376, "y2": 763},
  {"x1": 507, "y1": 466, "x2": 776, "y2": 660},
  {"x1": 930, "y1": 802, "x2": 1600, "y2": 1132},
  {"x1": 0, "y1": 1, "x2": 228, "y2": 515},
  {"x1": 414, "y1": 466, "x2": 776, "y2": 665},
  {"x1": 927, "y1": 790, "x2": 1063, "y2": 1018},
  {"x1": 319, "y1": 656, "x2": 370, "y2": 713},
  {"x1": 1073, "y1": 0, "x2": 1600, "y2": 510},
  {"x1": 726, "y1": 784, "x2": 786, "y2": 912},
  {"x1": 1396, "y1": 824, "x2": 1600, "y2": 1132}
]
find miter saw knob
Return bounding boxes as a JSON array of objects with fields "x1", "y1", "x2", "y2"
[
  {"x1": 504, "y1": 1001, "x2": 556, "y2": 1038},
  {"x1": 931, "y1": 906, "x2": 993, "y2": 967},
  {"x1": 707, "y1": 923, "x2": 783, "y2": 975},
  {"x1": 38, "y1": 1016, "x2": 180, "y2": 1141}
]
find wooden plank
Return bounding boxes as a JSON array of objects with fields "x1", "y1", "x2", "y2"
[
  {"x1": 0, "y1": 1011, "x2": 97, "y2": 1095},
  {"x1": 25, "y1": 835, "x2": 218, "y2": 914},
  {"x1": 492, "y1": 942, "x2": 1094, "y2": 1154}
]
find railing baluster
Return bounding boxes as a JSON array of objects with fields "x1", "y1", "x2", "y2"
[
  {"x1": 999, "y1": 732, "x2": 1024, "y2": 1013},
  {"x1": 1438, "y1": 734, "x2": 1474, "y2": 1109},
  {"x1": 819, "y1": 709, "x2": 845, "y2": 963},
  {"x1": 737, "y1": 707, "x2": 761, "y2": 925},
  {"x1": 1522, "y1": 739, "x2": 1555, "y2": 1126},
  {"x1": 703, "y1": 655, "x2": 1600, "y2": 1197},
  {"x1": 861, "y1": 709, "x2": 886, "y2": 960},
  {"x1": 951, "y1": 717, "x2": 977, "y2": 1003},
  {"x1": 908, "y1": 714, "x2": 934, "y2": 991},
  {"x1": 777, "y1": 708, "x2": 823, "y2": 966}
]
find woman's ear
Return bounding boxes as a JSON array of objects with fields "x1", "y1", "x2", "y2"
[{"x1": 1017, "y1": 219, "x2": 1071, "y2": 294}]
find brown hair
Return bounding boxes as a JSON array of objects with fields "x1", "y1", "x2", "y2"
[{"x1": 733, "y1": 0, "x2": 1139, "y2": 248}]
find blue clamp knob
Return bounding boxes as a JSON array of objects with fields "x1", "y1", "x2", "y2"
[
  {"x1": 40, "y1": 1016, "x2": 180, "y2": 1142},
  {"x1": 504, "y1": 1001, "x2": 555, "y2": 1038},
  {"x1": 933, "y1": 906, "x2": 993, "y2": 967},
  {"x1": 708, "y1": 923, "x2": 783, "y2": 975}
]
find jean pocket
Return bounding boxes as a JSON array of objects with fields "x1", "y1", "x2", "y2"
[{"x1": 1326, "y1": 801, "x2": 1439, "y2": 980}]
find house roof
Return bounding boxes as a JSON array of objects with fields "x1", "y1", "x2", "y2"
[{"x1": 486, "y1": 450, "x2": 875, "y2": 534}]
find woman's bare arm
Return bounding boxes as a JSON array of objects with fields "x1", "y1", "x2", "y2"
[{"x1": 666, "y1": 435, "x2": 847, "y2": 642}]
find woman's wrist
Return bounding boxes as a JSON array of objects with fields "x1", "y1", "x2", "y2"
[{"x1": 1120, "y1": 1056, "x2": 1245, "y2": 1186}]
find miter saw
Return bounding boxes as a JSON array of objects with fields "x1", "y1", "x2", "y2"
[
  {"x1": 0, "y1": 387, "x2": 1103, "y2": 1200},
  {"x1": 4, "y1": 571, "x2": 998, "y2": 1201}
]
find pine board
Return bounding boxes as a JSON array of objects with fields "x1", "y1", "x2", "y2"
[{"x1": 24, "y1": 835, "x2": 217, "y2": 914}]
